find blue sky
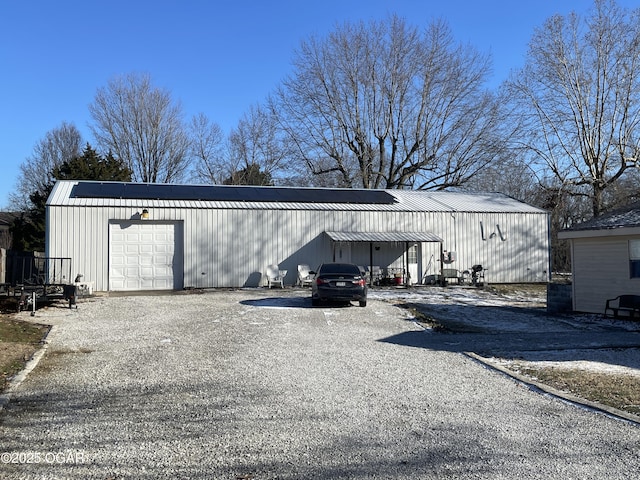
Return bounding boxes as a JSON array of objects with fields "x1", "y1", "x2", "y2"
[{"x1": 0, "y1": 0, "x2": 635, "y2": 208}]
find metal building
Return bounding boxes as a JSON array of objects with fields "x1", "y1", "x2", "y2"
[{"x1": 46, "y1": 181, "x2": 550, "y2": 292}]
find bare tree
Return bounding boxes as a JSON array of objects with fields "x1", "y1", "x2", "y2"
[
  {"x1": 227, "y1": 105, "x2": 291, "y2": 185},
  {"x1": 505, "y1": 0, "x2": 640, "y2": 217},
  {"x1": 11, "y1": 121, "x2": 82, "y2": 210},
  {"x1": 272, "y1": 16, "x2": 504, "y2": 189},
  {"x1": 88, "y1": 73, "x2": 191, "y2": 183},
  {"x1": 188, "y1": 112, "x2": 226, "y2": 184},
  {"x1": 463, "y1": 155, "x2": 538, "y2": 201}
]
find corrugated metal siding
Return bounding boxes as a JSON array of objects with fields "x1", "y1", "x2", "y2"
[
  {"x1": 572, "y1": 236, "x2": 640, "y2": 313},
  {"x1": 420, "y1": 211, "x2": 550, "y2": 283},
  {"x1": 46, "y1": 182, "x2": 549, "y2": 291}
]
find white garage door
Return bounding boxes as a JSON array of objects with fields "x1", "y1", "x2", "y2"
[{"x1": 109, "y1": 222, "x2": 183, "y2": 291}]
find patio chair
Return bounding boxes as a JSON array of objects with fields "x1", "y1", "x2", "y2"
[
  {"x1": 370, "y1": 265, "x2": 382, "y2": 285},
  {"x1": 266, "y1": 264, "x2": 287, "y2": 288},
  {"x1": 297, "y1": 264, "x2": 314, "y2": 287}
]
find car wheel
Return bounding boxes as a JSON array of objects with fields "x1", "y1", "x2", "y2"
[
  {"x1": 359, "y1": 300, "x2": 367, "y2": 307},
  {"x1": 312, "y1": 298, "x2": 320, "y2": 307}
]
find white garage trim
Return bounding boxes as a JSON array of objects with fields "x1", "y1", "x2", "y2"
[{"x1": 109, "y1": 221, "x2": 184, "y2": 291}]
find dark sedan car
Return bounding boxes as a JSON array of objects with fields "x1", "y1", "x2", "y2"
[{"x1": 311, "y1": 263, "x2": 367, "y2": 307}]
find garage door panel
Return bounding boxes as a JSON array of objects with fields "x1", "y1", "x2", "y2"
[
  {"x1": 127, "y1": 279, "x2": 144, "y2": 289},
  {"x1": 154, "y1": 266, "x2": 171, "y2": 277},
  {"x1": 125, "y1": 244, "x2": 140, "y2": 254},
  {"x1": 125, "y1": 266, "x2": 140, "y2": 276},
  {"x1": 109, "y1": 222, "x2": 183, "y2": 291},
  {"x1": 154, "y1": 244, "x2": 169, "y2": 254},
  {"x1": 111, "y1": 254, "x2": 125, "y2": 264},
  {"x1": 111, "y1": 266, "x2": 124, "y2": 276}
]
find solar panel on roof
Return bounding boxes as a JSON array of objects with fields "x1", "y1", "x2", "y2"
[{"x1": 69, "y1": 182, "x2": 397, "y2": 205}]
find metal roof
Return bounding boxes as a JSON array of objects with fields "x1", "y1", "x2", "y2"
[
  {"x1": 48, "y1": 180, "x2": 547, "y2": 214},
  {"x1": 325, "y1": 231, "x2": 443, "y2": 243}
]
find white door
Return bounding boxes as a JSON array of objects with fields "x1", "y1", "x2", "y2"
[
  {"x1": 408, "y1": 244, "x2": 419, "y2": 285},
  {"x1": 109, "y1": 222, "x2": 183, "y2": 291}
]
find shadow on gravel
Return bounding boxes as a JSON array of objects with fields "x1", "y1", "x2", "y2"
[
  {"x1": 381, "y1": 301, "x2": 640, "y2": 372},
  {"x1": 0, "y1": 378, "x2": 571, "y2": 479},
  {"x1": 399, "y1": 301, "x2": 568, "y2": 334},
  {"x1": 240, "y1": 297, "x2": 312, "y2": 308},
  {"x1": 240, "y1": 297, "x2": 360, "y2": 309}
]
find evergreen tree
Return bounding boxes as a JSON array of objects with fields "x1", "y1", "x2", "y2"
[
  {"x1": 11, "y1": 145, "x2": 132, "y2": 251},
  {"x1": 53, "y1": 144, "x2": 133, "y2": 181},
  {"x1": 10, "y1": 189, "x2": 50, "y2": 252},
  {"x1": 223, "y1": 164, "x2": 273, "y2": 186}
]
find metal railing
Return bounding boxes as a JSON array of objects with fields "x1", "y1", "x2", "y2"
[{"x1": 6, "y1": 254, "x2": 72, "y2": 287}]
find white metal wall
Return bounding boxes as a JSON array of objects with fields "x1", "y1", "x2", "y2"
[{"x1": 46, "y1": 204, "x2": 549, "y2": 291}]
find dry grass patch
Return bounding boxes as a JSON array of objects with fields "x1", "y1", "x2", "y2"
[
  {"x1": 402, "y1": 305, "x2": 448, "y2": 331},
  {"x1": 487, "y1": 283, "x2": 548, "y2": 297},
  {"x1": 517, "y1": 366, "x2": 640, "y2": 416},
  {"x1": 0, "y1": 317, "x2": 50, "y2": 391}
]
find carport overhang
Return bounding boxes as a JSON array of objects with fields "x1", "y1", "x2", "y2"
[{"x1": 324, "y1": 231, "x2": 444, "y2": 286}]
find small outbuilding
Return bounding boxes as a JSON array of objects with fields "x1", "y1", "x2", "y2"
[
  {"x1": 558, "y1": 202, "x2": 640, "y2": 314},
  {"x1": 46, "y1": 181, "x2": 550, "y2": 292}
]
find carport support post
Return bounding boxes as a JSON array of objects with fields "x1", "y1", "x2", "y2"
[
  {"x1": 440, "y1": 242, "x2": 445, "y2": 286},
  {"x1": 405, "y1": 242, "x2": 409, "y2": 286},
  {"x1": 369, "y1": 242, "x2": 374, "y2": 287}
]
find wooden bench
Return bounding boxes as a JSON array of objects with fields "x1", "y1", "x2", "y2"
[{"x1": 604, "y1": 294, "x2": 640, "y2": 319}]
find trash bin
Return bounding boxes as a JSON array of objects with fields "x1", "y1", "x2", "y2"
[{"x1": 394, "y1": 273, "x2": 403, "y2": 285}]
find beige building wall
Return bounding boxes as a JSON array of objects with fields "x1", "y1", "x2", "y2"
[{"x1": 569, "y1": 234, "x2": 640, "y2": 314}]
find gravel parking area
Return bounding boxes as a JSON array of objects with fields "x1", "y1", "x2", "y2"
[{"x1": 1, "y1": 289, "x2": 639, "y2": 479}]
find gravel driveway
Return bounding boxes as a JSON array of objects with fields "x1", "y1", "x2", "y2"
[{"x1": 1, "y1": 289, "x2": 639, "y2": 479}]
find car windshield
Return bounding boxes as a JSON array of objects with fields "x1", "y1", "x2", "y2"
[{"x1": 319, "y1": 264, "x2": 361, "y2": 275}]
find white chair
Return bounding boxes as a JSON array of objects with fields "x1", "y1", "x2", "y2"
[
  {"x1": 369, "y1": 265, "x2": 382, "y2": 285},
  {"x1": 297, "y1": 264, "x2": 314, "y2": 287},
  {"x1": 266, "y1": 264, "x2": 287, "y2": 288}
]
